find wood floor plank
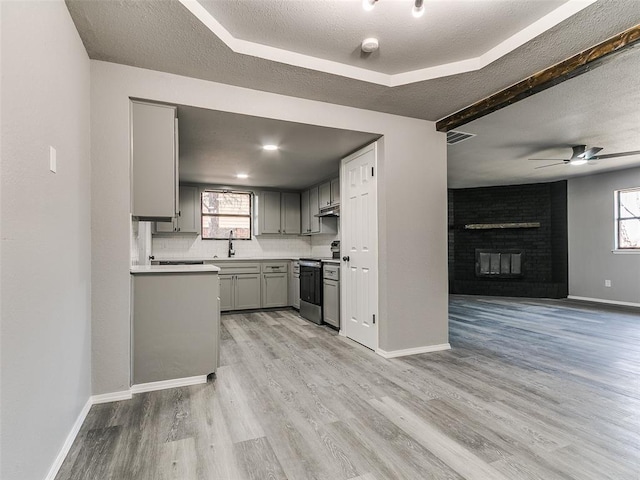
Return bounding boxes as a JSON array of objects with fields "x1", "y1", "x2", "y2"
[
  {"x1": 234, "y1": 437, "x2": 288, "y2": 480},
  {"x1": 369, "y1": 396, "x2": 513, "y2": 480},
  {"x1": 56, "y1": 297, "x2": 640, "y2": 480}
]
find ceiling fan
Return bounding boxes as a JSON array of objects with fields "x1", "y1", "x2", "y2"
[{"x1": 529, "y1": 145, "x2": 640, "y2": 169}]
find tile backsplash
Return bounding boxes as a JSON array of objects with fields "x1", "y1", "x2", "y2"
[
  {"x1": 152, "y1": 234, "x2": 314, "y2": 259},
  {"x1": 310, "y1": 233, "x2": 340, "y2": 258}
]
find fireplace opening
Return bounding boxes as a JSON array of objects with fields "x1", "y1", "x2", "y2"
[{"x1": 476, "y1": 249, "x2": 523, "y2": 278}]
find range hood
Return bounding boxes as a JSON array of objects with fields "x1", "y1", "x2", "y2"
[{"x1": 316, "y1": 205, "x2": 340, "y2": 217}]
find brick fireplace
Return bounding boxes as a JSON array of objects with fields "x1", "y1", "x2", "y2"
[{"x1": 448, "y1": 181, "x2": 568, "y2": 298}]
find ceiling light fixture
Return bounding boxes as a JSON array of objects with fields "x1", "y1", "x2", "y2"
[
  {"x1": 262, "y1": 144, "x2": 278, "y2": 151},
  {"x1": 362, "y1": 0, "x2": 425, "y2": 18},
  {"x1": 236, "y1": 173, "x2": 249, "y2": 179},
  {"x1": 362, "y1": 0, "x2": 377, "y2": 11},
  {"x1": 361, "y1": 37, "x2": 379, "y2": 53},
  {"x1": 412, "y1": 0, "x2": 425, "y2": 18}
]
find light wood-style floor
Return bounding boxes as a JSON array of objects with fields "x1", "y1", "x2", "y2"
[{"x1": 56, "y1": 296, "x2": 640, "y2": 479}]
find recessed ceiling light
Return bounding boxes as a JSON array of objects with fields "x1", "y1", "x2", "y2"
[
  {"x1": 236, "y1": 173, "x2": 249, "y2": 179},
  {"x1": 263, "y1": 144, "x2": 278, "y2": 151},
  {"x1": 412, "y1": 0, "x2": 425, "y2": 17},
  {"x1": 362, "y1": 0, "x2": 377, "y2": 11}
]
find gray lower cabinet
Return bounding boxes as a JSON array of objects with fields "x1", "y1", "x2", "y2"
[
  {"x1": 262, "y1": 273, "x2": 289, "y2": 308},
  {"x1": 293, "y1": 273, "x2": 300, "y2": 309},
  {"x1": 132, "y1": 271, "x2": 219, "y2": 385},
  {"x1": 219, "y1": 274, "x2": 234, "y2": 311},
  {"x1": 323, "y1": 279, "x2": 340, "y2": 328},
  {"x1": 219, "y1": 273, "x2": 261, "y2": 311},
  {"x1": 262, "y1": 261, "x2": 289, "y2": 308},
  {"x1": 290, "y1": 261, "x2": 300, "y2": 310}
]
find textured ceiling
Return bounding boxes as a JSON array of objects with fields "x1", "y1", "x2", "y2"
[
  {"x1": 64, "y1": 0, "x2": 640, "y2": 188},
  {"x1": 200, "y1": 0, "x2": 566, "y2": 75},
  {"x1": 177, "y1": 105, "x2": 379, "y2": 189},
  {"x1": 447, "y1": 47, "x2": 640, "y2": 188},
  {"x1": 65, "y1": 0, "x2": 640, "y2": 121}
]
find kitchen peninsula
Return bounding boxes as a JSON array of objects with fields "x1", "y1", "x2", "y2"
[{"x1": 130, "y1": 263, "x2": 220, "y2": 388}]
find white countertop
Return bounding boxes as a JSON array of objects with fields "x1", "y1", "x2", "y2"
[
  {"x1": 155, "y1": 256, "x2": 300, "y2": 263},
  {"x1": 130, "y1": 264, "x2": 221, "y2": 274}
]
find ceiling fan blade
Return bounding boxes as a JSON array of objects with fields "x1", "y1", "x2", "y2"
[
  {"x1": 581, "y1": 147, "x2": 603, "y2": 159},
  {"x1": 592, "y1": 150, "x2": 640, "y2": 160},
  {"x1": 529, "y1": 158, "x2": 569, "y2": 162},
  {"x1": 534, "y1": 162, "x2": 566, "y2": 169}
]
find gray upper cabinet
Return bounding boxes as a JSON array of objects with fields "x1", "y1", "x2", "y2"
[
  {"x1": 301, "y1": 190, "x2": 310, "y2": 234},
  {"x1": 153, "y1": 185, "x2": 199, "y2": 234},
  {"x1": 330, "y1": 177, "x2": 340, "y2": 205},
  {"x1": 178, "y1": 186, "x2": 200, "y2": 233},
  {"x1": 281, "y1": 192, "x2": 301, "y2": 235},
  {"x1": 319, "y1": 177, "x2": 340, "y2": 209},
  {"x1": 257, "y1": 191, "x2": 300, "y2": 235},
  {"x1": 131, "y1": 101, "x2": 177, "y2": 221},
  {"x1": 309, "y1": 186, "x2": 320, "y2": 233},
  {"x1": 260, "y1": 191, "x2": 282, "y2": 234},
  {"x1": 319, "y1": 181, "x2": 331, "y2": 209},
  {"x1": 300, "y1": 184, "x2": 337, "y2": 235}
]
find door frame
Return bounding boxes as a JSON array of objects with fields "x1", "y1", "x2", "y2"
[{"x1": 339, "y1": 141, "x2": 379, "y2": 351}]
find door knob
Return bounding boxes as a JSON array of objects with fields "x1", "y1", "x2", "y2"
[{"x1": 342, "y1": 256, "x2": 350, "y2": 262}]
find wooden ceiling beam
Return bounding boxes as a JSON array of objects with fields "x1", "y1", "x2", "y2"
[{"x1": 436, "y1": 24, "x2": 640, "y2": 133}]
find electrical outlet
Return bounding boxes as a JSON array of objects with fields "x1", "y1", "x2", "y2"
[
  {"x1": 604, "y1": 279, "x2": 612, "y2": 287},
  {"x1": 49, "y1": 146, "x2": 57, "y2": 173}
]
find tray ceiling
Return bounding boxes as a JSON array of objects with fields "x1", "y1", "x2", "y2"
[{"x1": 188, "y1": 0, "x2": 590, "y2": 85}]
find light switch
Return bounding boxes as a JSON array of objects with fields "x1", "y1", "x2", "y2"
[
  {"x1": 49, "y1": 146, "x2": 57, "y2": 173},
  {"x1": 604, "y1": 279, "x2": 612, "y2": 287}
]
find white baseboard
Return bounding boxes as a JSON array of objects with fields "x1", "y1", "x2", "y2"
[
  {"x1": 44, "y1": 398, "x2": 92, "y2": 480},
  {"x1": 377, "y1": 343, "x2": 451, "y2": 359},
  {"x1": 567, "y1": 295, "x2": 640, "y2": 309},
  {"x1": 91, "y1": 390, "x2": 133, "y2": 405},
  {"x1": 45, "y1": 375, "x2": 209, "y2": 479},
  {"x1": 130, "y1": 375, "x2": 208, "y2": 394}
]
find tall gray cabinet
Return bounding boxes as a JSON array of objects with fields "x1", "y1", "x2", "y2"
[{"x1": 131, "y1": 101, "x2": 178, "y2": 221}]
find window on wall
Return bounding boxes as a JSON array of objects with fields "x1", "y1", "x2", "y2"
[
  {"x1": 201, "y1": 190, "x2": 252, "y2": 240},
  {"x1": 615, "y1": 187, "x2": 640, "y2": 250}
]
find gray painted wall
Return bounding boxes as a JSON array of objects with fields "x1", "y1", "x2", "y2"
[
  {"x1": 568, "y1": 167, "x2": 640, "y2": 304},
  {"x1": 0, "y1": 2, "x2": 92, "y2": 479},
  {"x1": 91, "y1": 61, "x2": 448, "y2": 394}
]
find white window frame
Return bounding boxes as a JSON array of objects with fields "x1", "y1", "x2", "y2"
[
  {"x1": 613, "y1": 187, "x2": 640, "y2": 253},
  {"x1": 201, "y1": 189, "x2": 253, "y2": 240}
]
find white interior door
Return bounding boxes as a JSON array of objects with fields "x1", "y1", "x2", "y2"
[{"x1": 341, "y1": 143, "x2": 378, "y2": 350}]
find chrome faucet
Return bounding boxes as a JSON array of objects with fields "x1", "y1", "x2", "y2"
[{"x1": 228, "y1": 230, "x2": 235, "y2": 258}]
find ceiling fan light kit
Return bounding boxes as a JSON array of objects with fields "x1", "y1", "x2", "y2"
[{"x1": 530, "y1": 145, "x2": 640, "y2": 169}]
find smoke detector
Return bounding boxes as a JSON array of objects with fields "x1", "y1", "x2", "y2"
[{"x1": 361, "y1": 38, "x2": 379, "y2": 53}]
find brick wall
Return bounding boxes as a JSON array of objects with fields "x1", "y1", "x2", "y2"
[{"x1": 449, "y1": 181, "x2": 568, "y2": 298}]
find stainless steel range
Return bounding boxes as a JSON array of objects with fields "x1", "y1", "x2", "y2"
[{"x1": 299, "y1": 258, "x2": 324, "y2": 324}]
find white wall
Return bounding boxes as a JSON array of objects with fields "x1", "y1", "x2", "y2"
[
  {"x1": 91, "y1": 60, "x2": 448, "y2": 395},
  {"x1": 568, "y1": 167, "x2": 640, "y2": 305},
  {"x1": 0, "y1": 2, "x2": 92, "y2": 479}
]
